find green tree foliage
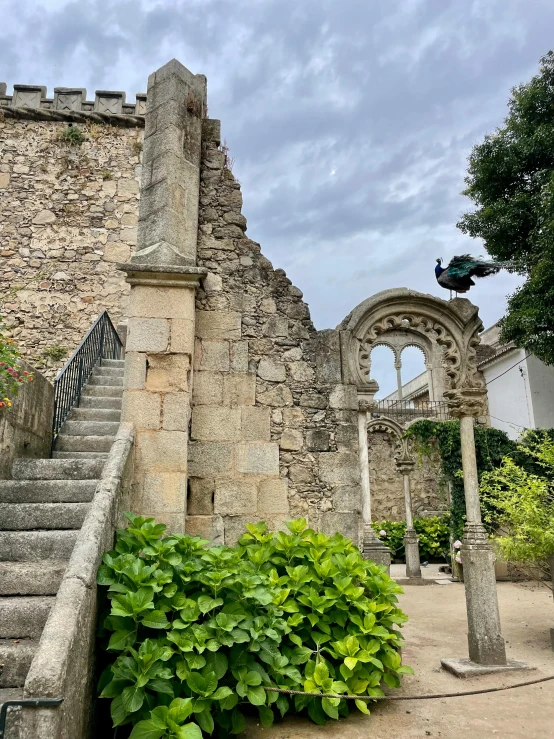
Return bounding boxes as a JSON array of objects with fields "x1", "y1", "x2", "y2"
[
  {"x1": 371, "y1": 517, "x2": 450, "y2": 562},
  {"x1": 457, "y1": 51, "x2": 554, "y2": 364},
  {"x1": 98, "y1": 515, "x2": 413, "y2": 736},
  {"x1": 480, "y1": 432, "x2": 554, "y2": 570}
]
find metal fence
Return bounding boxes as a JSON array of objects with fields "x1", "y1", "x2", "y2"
[
  {"x1": 51, "y1": 311, "x2": 122, "y2": 452},
  {"x1": 372, "y1": 399, "x2": 450, "y2": 423}
]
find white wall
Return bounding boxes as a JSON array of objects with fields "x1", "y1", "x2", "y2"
[
  {"x1": 526, "y1": 354, "x2": 554, "y2": 430},
  {"x1": 483, "y1": 348, "x2": 534, "y2": 440}
]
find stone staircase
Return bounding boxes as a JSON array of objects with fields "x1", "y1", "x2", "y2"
[{"x1": 0, "y1": 358, "x2": 124, "y2": 715}]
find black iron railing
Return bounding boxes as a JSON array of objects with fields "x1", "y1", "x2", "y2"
[
  {"x1": 51, "y1": 311, "x2": 122, "y2": 451},
  {"x1": 0, "y1": 698, "x2": 63, "y2": 738},
  {"x1": 373, "y1": 399, "x2": 450, "y2": 423}
]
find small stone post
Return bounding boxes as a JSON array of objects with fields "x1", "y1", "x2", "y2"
[
  {"x1": 358, "y1": 395, "x2": 391, "y2": 570},
  {"x1": 118, "y1": 59, "x2": 208, "y2": 532},
  {"x1": 396, "y1": 457, "x2": 421, "y2": 579}
]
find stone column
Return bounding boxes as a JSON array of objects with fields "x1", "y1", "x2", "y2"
[
  {"x1": 394, "y1": 360, "x2": 403, "y2": 400},
  {"x1": 446, "y1": 390, "x2": 507, "y2": 668},
  {"x1": 118, "y1": 59, "x2": 208, "y2": 533},
  {"x1": 397, "y1": 457, "x2": 421, "y2": 578},
  {"x1": 358, "y1": 398, "x2": 391, "y2": 570}
]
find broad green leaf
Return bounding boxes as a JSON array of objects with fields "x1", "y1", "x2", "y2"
[
  {"x1": 308, "y1": 698, "x2": 327, "y2": 725},
  {"x1": 313, "y1": 663, "x2": 329, "y2": 687},
  {"x1": 230, "y1": 708, "x2": 246, "y2": 735},
  {"x1": 289, "y1": 634, "x2": 302, "y2": 647},
  {"x1": 396, "y1": 665, "x2": 415, "y2": 675},
  {"x1": 100, "y1": 679, "x2": 130, "y2": 699},
  {"x1": 175, "y1": 723, "x2": 203, "y2": 739},
  {"x1": 195, "y1": 708, "x2": 214, "y2": 735},
  {"x1": 212, "y1": 686, "x2": 233, "y2": 701},
  {"x1": 355, "y1": 699, "x2": 371, "y2": 715},
  {"x1": 129, "y1": 719, "x2": 165, "y2": 739},
  {"x1": 148, "y1": 679, "x2": 174, "y2": 697},
  {"x1": 322, "y1": 697, "x2": 340, "y2": 719},
  {"x1": 121, "y1": 684, "x2": 145, "y2": 713},
  {"x1": 246, "y1": 685, "x2": 266, "y2": 706},
  {"x1": 197, "y1": 595, "x2": 223, "y2": 614},
  {"x1": 291, "y1": 646, "x2": 312, "y2": 665},
  {"x1": 203, "y1": 652, "x2": 228, "y2": 680},
  {"x1": 168, "y1": 697, "x2": 194, "y2": 723},
  {"x1": 258, "y1": 705, "x2": 274, "y2": 727},
  {"x1": 110, "y1": 694, "x2": 127, "y2": 726},
  {"x1": 383, "y1": 672, "x2": 400, "y2": 689},
  {"x1": 141, "y1": 610, "x2": 170, "y2": 629},
  {"x1": 108, "y1": 628, "x2": 137, "y2": 652},
  {"x1": 344, "y1": 657, "x2": 358, "y2": 671}
]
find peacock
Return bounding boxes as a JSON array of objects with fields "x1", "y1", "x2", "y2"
[{"x1": 435, "y1": 254, "x2": 506, "y2": 296}]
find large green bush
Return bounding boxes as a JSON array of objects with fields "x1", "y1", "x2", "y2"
[
  {"x1": 372, "y1": 516, "x2": 450, "y2": 562},
  {"x1": 98, "y1": 515, "x2": 412, "y2": 737}
]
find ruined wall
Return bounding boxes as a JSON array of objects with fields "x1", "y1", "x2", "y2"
[
  {"x1": 187, "y1": 127, "x2": 362, "y2": 545},
  {"x1": 368, "y1": 431, "x2": 447, "y2": 521},
  {"x1": 0, "y1": 92, "x2": 143, "y2": 376}
]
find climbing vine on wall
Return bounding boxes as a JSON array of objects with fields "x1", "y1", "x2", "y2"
[{"x1": 404, "y1": 420, "x2": 516, "y2": 541}]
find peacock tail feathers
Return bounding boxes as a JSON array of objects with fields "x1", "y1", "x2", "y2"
[{"x1": 447, "y1": 254, "x2": 507, "y2": 279}]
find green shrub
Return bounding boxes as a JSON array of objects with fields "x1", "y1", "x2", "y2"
[
  {"x1": 97, "y1": 514, "x2": 412, "y2": 736},
  {"x1": 58, "y1": 125, "x2": 86, "y2": 145},
  {"x1": 0, "y1": 321, "x2": 33, "y2": 409},
  {"x1": 372, "y1": 516, "x2": 450, "y2": 562}
]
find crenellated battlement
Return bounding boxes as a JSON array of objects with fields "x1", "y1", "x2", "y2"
[{"x1": 0, "y1": 82, "x2": 146, "y2": 126}]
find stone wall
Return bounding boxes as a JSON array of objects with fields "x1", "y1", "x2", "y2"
[
  {"x1": 0, "y1": 360, "x2": 54, "y2": 478},
  {"x1": 0, "y1": 111, "x2": 142, "y2": 376},
  {"x1": 368, "y1": 431, "x2": 447, "y2": 521},
  {"x1": 187, "y1": 128, "x2": 362, "y2": 545}
]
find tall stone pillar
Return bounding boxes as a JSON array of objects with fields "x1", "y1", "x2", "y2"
[
  {"x1": 441, "y1": 389, "x2": 531, "y2": 676},
  {"x1": 118, "y1": 59, "x2": 208, "y2": 532},
  {"x1": 358, "y1": 398, "x2": 391, "y2": 570},
  {"x1": 396, "y1": 457, "x2": 421, "y2": 579}
]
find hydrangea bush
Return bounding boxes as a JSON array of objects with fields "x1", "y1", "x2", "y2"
[{"x1": 97, "y1": 515, "x2": 413, "y2": 737}]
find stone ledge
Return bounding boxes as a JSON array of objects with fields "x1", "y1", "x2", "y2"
[
  {"x1": 1, "y1": 105, "x2": 144, "y2": 128},
  {"x1": 440, "y1": 657, "x2": 534, "y2": 678},
  {"x1": 118, "y1": 262, "x2": 208, "y2": 288}
]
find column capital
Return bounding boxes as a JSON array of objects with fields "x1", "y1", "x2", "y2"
[
  {"x1": 396, "y1": 458, "x2": 415, "y2": 474},
  {"x1": 444, "y1": 387, "x2": 486, "y2": 418},
  {"x1": 117, "y1": 262, "x2": 208, "y2": 289}
]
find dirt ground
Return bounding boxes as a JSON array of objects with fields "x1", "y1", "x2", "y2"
[{"x1": 242, "y1": 580, "x2": 554, "y2": 739}]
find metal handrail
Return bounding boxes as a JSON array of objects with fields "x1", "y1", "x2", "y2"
[
  {"x1": 51, "y1": 311, "x2": 122, "y2": 452},
  {"x1": 374, "y1": 399, "x2": 450, "y2": 423},
  {"x1": 0, "y1": 698, "x2": 63, "y2": 738}
]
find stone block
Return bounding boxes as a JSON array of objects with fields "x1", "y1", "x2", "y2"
[
  {"x1": 128, "y1": 286, "x2": 195, "y2": 319},
  {"x1": 320, "y1": 511, "x2": 361, "y2": 543},
  {"x1": 236, "y1": 443, "x2": 279, "y2": 475},
  {"x1": 257, "y1": 385, "x2": 293, "y2": 407},
  {"x1": 329, "y1": 385, "x2": 358, "y2": 410},
  {"x1": 163, "y1": 393, "x2": 190, "y2": 431},
  {"x1": 147, "y1": 511, "x2": 186, "y2": 534},
  {"x1": 192, "y1": 371, "x2": 223, "y2": 405},
  {"x1": 288, "y1": 464, "x2": 314, "y2": 484},
  {"x1": 230, "y1": 341, "x2": 249, "y2": 372},
  {"x1": 306, "y1": 330, "x2": 342, "y2": 384},
  {"x1": 126, "y1": 317, "x2": 169, "y2": 352},
  {"x1": 257, "y1": 358, "x2": 286, "y2": 382},
  {"x1": 191, "y1": 407, "x2": 241, "y2": 442},
  {"x1": 199, "y1": 340, "x2": 230, "y2": 371},
  {"x1": 122, "y1": 390, "x2": 161, "y2": 429},
  {"x1": 280, "y1": 428, "x2": 303, "y2": 451},
  {"x1": 332, "y1": 485, "x2": 362, "y2": 513},
  {"x1": 171, "y1": 319, "x2": 195, "y2": 354},
  {"x1": 104, "y1": 242, "x2": 131, "y2": 263},
  {"x1": 188, "y1": 478, "x2": 215, "y2": 515},
  {"x1": 241, "y1": 406, "x2": 270, "y2": 442},
  {"x1": 196, "y1": 311, "x2": 241, "y2": 339},
  {"x1": 258, "y1": 479, "x2": 289, "y2": 514},
  {"x1": 146, "y1": 354, "x2": 190, "y2": 392},
  {"x1": 141, "y1": 472, "x2": 187, "y2": 512},
  {"x1": 283, "y1": 408, "x2": 305, "y2": 426},
  {"x1": 124, "y1": 352, "x2": 147, "y2": 390},
  {"x1": 335, "y1": 423, "x2": 358, "y2": 451},
  {"x1": 185, "y1": 515, "x2": 224, "y2": 544},
  {"x1": 262, "y1": 316, "x2": 288, "y2": 337},
  {"x1": 299, "y1": 392, "x2": 328, "y2": 409},
  {"x1": 223, "y1": 373, "x2": 256, "y2": 406},
  {"x1": 288, "y1": 361, "x2": 314, "y2": 382},
  {"x1": 319, "y1": 452, "x2": 360, "y2": 485},
  {"x1": 136, "y1": 429, "x2": 188, "y2": 471},
  {"x1": 214, "y1": 479, "x2": 257, "y2": 515},
  {"x1": 203, "y1": 273, "x2": 223, "y2": 293},
  {"x1": 306, "y1": 429, "x2": 330, "y2": 451},
  {"x1": 188, "y1": 442, "x2": 234, "y2": 476}
]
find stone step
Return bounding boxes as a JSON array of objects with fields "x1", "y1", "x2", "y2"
[
  {"x1": 0, "y1": 530, "x2": 78, "y2": 562},
  {"x1": 68, "y1": 407, "x2": 121, "y2": 422},
  {"x1": 0, "y1": 640, "x2": 38, "y2": 688},
  {"x1": 0, "y1": 503, "x2": 89, "y2": 530},
  {"x1": 82, "y1": 385, "x2": 123, "y2": 398},
  {"x1": 79, "y1": 395, "x2": 122, "y2": 409},
  {"x1": 0, "y1": 562, "x2": 66, "y2": 595},
  {"x1": 87, "y1": 375, "x2": 123, "y2": 387},
  {"x1": 12, "y1": 458, "x2": 104, "y2": 480},
  {"x1": 0, "y1": 480, "x2": 97, "y2": 504},
  {"x1": 60, "y1": 420, "x2": 120, "y2": 437},
  {"x1": 99, "y1": 359, "x2": 125, "y2": 368},
  {"x1": 0, "y1": 597, "x2": 54, "y2": 639},
  {"x1": 92, "y1": 366, "x2": 124, "y2": 378},
  {"x1": 52, "y1": 451, "x2": 109, "y2": 460},
  {"x1": 55, "y1": 435, "x2": 115, "y2": 453}
]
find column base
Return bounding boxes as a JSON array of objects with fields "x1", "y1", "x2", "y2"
[
  {"x1": 441, "y1": 658, "x2": 534, "y2": 679},
  {"x1": 362, "y1": 524, "x2": 391, "y2": 572},
  {"x1": 404, "y1": 528, "x2": 421, "y2": 579}
]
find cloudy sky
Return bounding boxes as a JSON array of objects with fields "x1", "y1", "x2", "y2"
[{"x1": 2, "y1": 0, "x2": 553, "y2": 394}]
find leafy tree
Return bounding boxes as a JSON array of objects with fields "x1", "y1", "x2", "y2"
[{"x1": 457, "y1": 51, "x2": 554, "y2": 364}]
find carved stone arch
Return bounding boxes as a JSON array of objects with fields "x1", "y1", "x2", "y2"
[
  {"x1": 400, "y1": 342, "x2": 429, "y2": 365},
  {"x1": 338, "y1": 288, "x2": 485, "y2": 406},
  {"x1": 367, "y1": 415, "x2": 412, "y2": 464}
]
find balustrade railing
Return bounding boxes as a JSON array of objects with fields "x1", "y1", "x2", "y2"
[
  {"x1": 51, "y1": 311, "x2": 122, "y2": 452},
  {"x1": 373, "y1": 399, "x2": 450, "y2": 423}
]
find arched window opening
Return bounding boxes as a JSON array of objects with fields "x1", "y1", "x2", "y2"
[{"x1": 369, "y1": 345, "x2": 396, "y2": 400}]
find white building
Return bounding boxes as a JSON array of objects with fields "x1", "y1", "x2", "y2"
[{"x1": 383, "y1": 323, "x2": 554, "y2": 440}]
